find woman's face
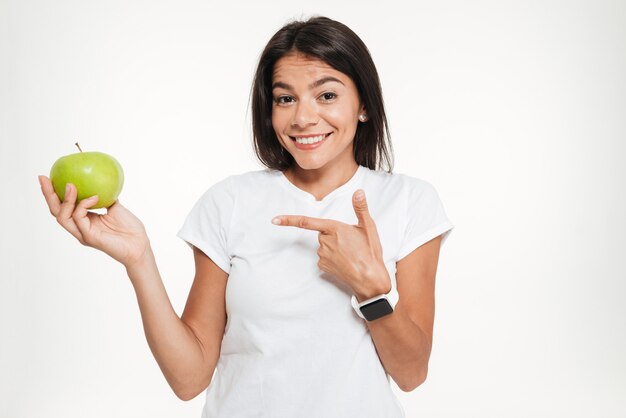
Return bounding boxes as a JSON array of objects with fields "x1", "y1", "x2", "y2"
[{"x1": 271, "y1": 53, "x2": 365, "y2": 172}]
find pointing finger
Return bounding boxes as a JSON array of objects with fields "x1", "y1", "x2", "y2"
[
  {"x1": 352, "y1": 189, "x2": 375, "y2": 229},
  {"x1": 272, "y1": 215, "x2": 336, "y2": 234}
]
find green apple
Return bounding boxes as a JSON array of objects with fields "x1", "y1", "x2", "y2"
[{"x1": 50, "y1": 143, "x2": 124, "y2": 209}]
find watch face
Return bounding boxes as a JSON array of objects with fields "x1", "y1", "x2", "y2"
[{"x1": 360, "y1": 298, "x2": 393, "y2": 321}]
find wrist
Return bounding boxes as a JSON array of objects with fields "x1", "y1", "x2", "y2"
[
  {"x1": 125, "y1": 244, "x2": 156, "y2": 277},
  {"x1": 353, "y1": 265, "x2": 392, "y2": 302},
  {"x1": 354, "y1": 283, "x2": 391, "y2": 302}
]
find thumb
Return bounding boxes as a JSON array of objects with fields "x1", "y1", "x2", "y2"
[{"x1": 352, "y1": 189, "x2": 372, "y2": 228}]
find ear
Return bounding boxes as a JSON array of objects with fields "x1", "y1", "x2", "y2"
[{"x1": 358, "y1": 104, "x2": 369, "y2": 122}]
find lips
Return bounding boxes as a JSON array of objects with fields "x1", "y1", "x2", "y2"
[
  {"x1": 289, "y1": 133, "x2": 331, "y2": 145},
  {"x1": 288, "y1": 133, "x2": 331, "y2": 150}
]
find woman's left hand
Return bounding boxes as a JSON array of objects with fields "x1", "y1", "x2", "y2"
[{"x1": 272, "y1": 189, "x2": 391, "y2": 301}]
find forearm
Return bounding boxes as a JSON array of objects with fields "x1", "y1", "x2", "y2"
[
  {"x1": 125, "y1": 247, "x2": 208, "y2": 399},
  {"x1": 366, "y1": 304, "x2": 432, "y2": 392},
  {"x1": 353, "y1": 267, "x2": 432, "y2": 392}
]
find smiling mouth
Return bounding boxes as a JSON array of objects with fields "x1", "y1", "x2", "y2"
[{"x1": 289, "y1": 133, "x2": 331, "y2": 145}]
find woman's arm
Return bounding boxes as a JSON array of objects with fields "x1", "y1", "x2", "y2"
[
  {"x1": 363, "y1": 235, "x2": 442, "y2": 392},
  {"x1": 126, "y1": 246, "x2": 227, "y2": 401},
  {"x1": 272, "y1": 190, "x2": 445, "y2": 391},
  {"x1": 39, "y1": 176, "x2": 227, "y2": 400}
]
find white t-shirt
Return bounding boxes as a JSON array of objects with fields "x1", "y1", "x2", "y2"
[{"x1": 177, "y1": 165, "x2": 454, "y2": 418}]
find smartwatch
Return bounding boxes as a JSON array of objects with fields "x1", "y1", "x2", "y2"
[{"x1": 351, "y1": 286, "x2": 399, "y2": 321}]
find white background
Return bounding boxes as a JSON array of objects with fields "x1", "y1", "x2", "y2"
[{"x1": 1, "y1": 0, "x2": 625, "y2": 417}]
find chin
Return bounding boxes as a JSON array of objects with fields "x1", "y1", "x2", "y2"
[{"x1": 291, "y1": 157, "x2": 329, "y2": 171}]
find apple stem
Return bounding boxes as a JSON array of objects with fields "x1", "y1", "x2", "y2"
[{"x1": 75, "y1": 142, "x2": 83, "y2": 152}]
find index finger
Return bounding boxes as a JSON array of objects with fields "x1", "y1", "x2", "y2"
[
  {"x1": 38, "y1": 175, "x2": 61, "y2": 216},
  {"x1": 272, "y1": 215, "x2": 336, "y2": 233}
]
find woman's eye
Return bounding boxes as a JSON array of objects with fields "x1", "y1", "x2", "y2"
[
  {"x1": 275, "y1": 96, "x2": 295, "y2": 105},
  {"x1": 320, "y1": 92, "x2": 337, "y2": 102}
]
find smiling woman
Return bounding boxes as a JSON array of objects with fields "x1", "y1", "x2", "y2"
[
  {"x1": 252, "y1": 17, "x2": 393, "y2": 177},
  {"x1": 39, "y1": 15, "x2": 454, "y2": 418},
  {"x1": 270, "y1": 53, "x2": 364, "y2": 184}
]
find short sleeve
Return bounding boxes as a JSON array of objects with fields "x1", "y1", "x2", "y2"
[
  {"x1": 176, "y1": 177, "x2": 235, "y2": 274},
  {"x1": 396, "y1": 180, "x2": 454, "y2": 261}
]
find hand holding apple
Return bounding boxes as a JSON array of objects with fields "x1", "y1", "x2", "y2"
[
  {"x1": 40, "y1": 145, "x2": 150, "y2": 267},
  {"x1": 50, "y1": 143, "x2": 124, "y2": 209}
]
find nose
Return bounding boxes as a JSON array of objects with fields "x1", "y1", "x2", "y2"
[{"x1": 291, "y1": 101, "x2": 319, "y2": 128}]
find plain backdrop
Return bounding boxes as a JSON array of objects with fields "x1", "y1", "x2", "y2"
[{"x1": 1, "y1": 0, "x2": 625, "y2": 417}]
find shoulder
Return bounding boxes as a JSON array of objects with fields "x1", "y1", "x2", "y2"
[
  {"x1": 361, "y1": 166, "x2": 436, "y2": 198},
  {"x1": 228, "y1": 168, "x2": 278, "y2": 188},
  {"x1": 198, "y1": 169, "x2": 274, "y2": 201}
]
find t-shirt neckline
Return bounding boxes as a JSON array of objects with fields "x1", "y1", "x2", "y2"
[{"x1": 275, "y1": 165, "x2": 366, "y2": 204}]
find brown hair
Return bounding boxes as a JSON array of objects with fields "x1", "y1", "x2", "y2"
[{"x1": 251, "y1": 16, "x2": 394, "y2": 173}]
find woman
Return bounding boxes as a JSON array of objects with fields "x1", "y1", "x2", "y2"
[{"x1": 39, "y1": 16, "x2": 453, "y2": 418}]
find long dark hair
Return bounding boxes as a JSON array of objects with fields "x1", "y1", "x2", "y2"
[{"x1": 251, "y1": 16, "x2": 394, "y2": 173}]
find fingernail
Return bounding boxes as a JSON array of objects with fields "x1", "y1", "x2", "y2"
[
  {"x1": 272, "y1": 217, "x2": 281, "y2": 225},
  {"x1": 65, "y1": 183, "x2": 71, "y2": 194},
  {"x1": 355, "y1": 190, "x2": 364, "y2": 201}
]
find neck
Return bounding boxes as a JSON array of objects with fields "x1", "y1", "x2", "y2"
[{"x1": 284, "y1": 160, "x2": 359, "y2": 202}]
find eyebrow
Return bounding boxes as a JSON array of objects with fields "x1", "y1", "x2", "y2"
[{"x1": 272, "y1": 76, "x2": 345, "y2": 91}]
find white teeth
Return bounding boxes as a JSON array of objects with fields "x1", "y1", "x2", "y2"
[{"x1": 294, "y1": 134, "x2": 326, "y2": 144}]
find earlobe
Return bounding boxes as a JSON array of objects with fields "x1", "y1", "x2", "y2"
[{"x1": 358, "y1": 104, "x2": 368, "y2": 122}]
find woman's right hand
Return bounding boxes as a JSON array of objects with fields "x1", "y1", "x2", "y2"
[{"x1": 39, "y1": 175, "x2": 151, "y2": 268}]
